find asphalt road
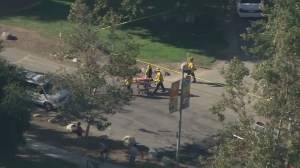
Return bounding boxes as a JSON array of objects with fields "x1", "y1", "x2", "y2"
[{"x1": 0, "y1": 47, "x2": 241, "y2": 153}]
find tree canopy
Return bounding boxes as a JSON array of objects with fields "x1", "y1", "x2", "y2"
[
  {"x1": 0, "y1": 53, "x2": 32, "y2": 158},
  {"x1": 54, "y1": 0, "x2": 141, "y2": 137},
  {"x1": 209, "y1": 0, "x2": 300, "y2": 167}
]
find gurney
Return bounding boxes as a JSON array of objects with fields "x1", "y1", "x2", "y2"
[{"x1": 133, "y1": 77, "x2": 153, "y2": 94}]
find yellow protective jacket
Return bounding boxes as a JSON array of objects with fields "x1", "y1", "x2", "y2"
[
  {"x1": 154, "y1": 71, "x2": 163, "y2": 83},
  {"x1": 125, "y1": 77, "x2": 133, "y2": 86},
  {"x1": 145, "y1": 66, "x2": 152, "y2": 78},
  {"x1": 187, "y1": 61, "x2": 196, "y2": 72}
]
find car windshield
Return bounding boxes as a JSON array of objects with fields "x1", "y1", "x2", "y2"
[
  {"x1": 42, "y1": 82, "x2": 53, "y2": 94},
  {"x1": 240, "y1": 0, "x2": 261, "y2": 3},
  {"x1": 42, "y1": 82, "x2": 65, "y2": 95}
]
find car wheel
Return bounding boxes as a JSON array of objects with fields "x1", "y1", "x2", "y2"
[{"x1": 43, "y1": 102, "x2": 53, "y2": 112}]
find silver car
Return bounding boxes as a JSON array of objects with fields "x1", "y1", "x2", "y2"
[
  {"x1": 25, "y1": 71, "x2": 70, "y2": 111},
  {"x1": 236, "y1": 0, "x2": 264, "y2": 18}
]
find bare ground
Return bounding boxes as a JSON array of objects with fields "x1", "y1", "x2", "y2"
[{"x1": 0, "y1": 24, "x2": 58, "y2": 57}]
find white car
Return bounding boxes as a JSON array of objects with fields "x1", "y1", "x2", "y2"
[
  {"x1": 24, "y1": 71, "x2": 70, "y2": 111},
  {"x1": 236, "y1": 0, "x2": 265, "y2": 18}
]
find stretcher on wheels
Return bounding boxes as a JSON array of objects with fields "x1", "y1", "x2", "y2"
[{"x1": 133, "y1": 77, "x2": 154, "y2": 94}]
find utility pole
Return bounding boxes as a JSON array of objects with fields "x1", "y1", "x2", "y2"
[
  {"x1": 59, "y1": 20, "x2": 63, "y2": 58},
  {"x1": 176, "y1": 54, "x2": 191, "y2": 168},
  {"x1": 176, "y1": 68, "x2": 185, "y2": 168}
]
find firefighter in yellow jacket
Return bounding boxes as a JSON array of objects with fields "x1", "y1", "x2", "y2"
[
  {"x1": 145, "y1": 64, "x2": 153, "y2": 79},
  {"x1": 187, "y1": 57, "x2": 197, "y2": 83},
  {"x1": 125, "y1": 76, "x2": 133, "y2": 93},
  {"x1": 153, "y1": 68, "x2": 165, "y2": 93}
]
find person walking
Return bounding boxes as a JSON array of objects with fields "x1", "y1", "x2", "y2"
[
  {"x1": 145, "y1": 64, "x2": 153, "y2": 79},
  {"x1": 187, "y1": 57, "x2": 197, "y2": 82},
  {"x1": 129, "y1": 143, "x2": 138, "y2": 167},
  {"x1": 153, "y1": 68, "x2": 165, "y2": 93}
]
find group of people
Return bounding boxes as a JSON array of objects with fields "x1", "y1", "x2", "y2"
[{"x1": 125, "y1": 57, "x2": 197, "y2": 93}]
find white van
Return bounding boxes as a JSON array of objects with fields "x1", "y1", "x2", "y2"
[
  {"x1": 25, "y1": 71, "x2": 70, "y2": 111},
  {"x1": 236, "y1": 0, "x2": 265, "y2": 17}
]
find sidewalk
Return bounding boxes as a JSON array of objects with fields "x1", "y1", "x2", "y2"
[{"x1": 26, "y1": 137, "x2": 125, "y2": 168}]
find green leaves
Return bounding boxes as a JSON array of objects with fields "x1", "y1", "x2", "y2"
[
  {"x1": 0, "y1": 40, "x2": 4, "y2": 53},
  {"x1": 0, "y1": 58, "x2": 32, "y2": 158},
  {"x1": 68, "y1": 0, "x2": 144, "y2": 28},
  {"x1": 209, "y1": 57, "x2": 250, "y2": 122},
  {"x1": 221, "y1": 57, "x2": 249, "y2": 87},
  {"x1": 68, "y1": 0, "x2": 91, "y2": 24},
  {"x1": 57, "y1": 0, "x2": 142, "y2": 136},
  {"x1": 210, "y1": 0, "x2": 300, "y2": 167}
]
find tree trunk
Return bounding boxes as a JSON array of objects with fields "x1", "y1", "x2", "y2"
[{"x1": 85, "y1": 122, "x2": 91, "y2": 137}]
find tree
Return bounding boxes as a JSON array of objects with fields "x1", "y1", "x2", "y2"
[
  {"x1": 209, "y1": 0, "x2": 300, "y2": 167},
  {"x1": 0, "y1": 57, "x2": 32, "y2": 158},
  {"x1": 68, "y1": 0, "x2": 144, "y2": 27},
  {"x1": 55, "y1": 0, "x2": 140, "y2": 137},
  {"x1": 0, "y1": 40, "x2": 4, "y2": 52}
]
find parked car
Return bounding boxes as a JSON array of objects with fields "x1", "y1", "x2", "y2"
[
  {"x1": 24, "y1": 71, "x2": 70, "y2": 111},
  {"x1": 236, "y1": 0, "x2": 268, "y2": 17}
]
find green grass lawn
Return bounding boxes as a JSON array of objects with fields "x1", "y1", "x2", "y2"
[
  {"x1": 0, "y1": 0, "x2": 230, "y2": 65},
  {"x1": 0, "y1": 0, "x2": 72, "y2": 37},
  {"x1": 0, "y1": 150, "x2": 78, "y2": 168}
]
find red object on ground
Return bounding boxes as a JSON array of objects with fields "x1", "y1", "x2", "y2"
[{"x1": 134, "y1": 77, "x2": 152, "y2": 82}]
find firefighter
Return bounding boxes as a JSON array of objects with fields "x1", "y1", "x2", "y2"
[
  {"x1": 145, "y1": 64, "x2": 153, "y2": 79},
  {"x1": 125, "y1": 76, "x2": 133, "y2": 93},
  {"x1": 153, "y1": 68, "x2": 165, "y2": 93},
  {"x1": 187, "y1": 57, "x2": 197, "y2": 82}
]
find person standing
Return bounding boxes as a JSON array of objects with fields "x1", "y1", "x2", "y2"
[
  {"x1": 153, "y1": 68, "x2": 165, "y2": 93},
  {"x1": 75, "y1": 122, "x2": 83, "y2": 139},
  {"x1": 145, "y1": 64, "x2": 153, "y2": 79},
  {"x1": 187, "y1": 57, "x2": 197, "y2": 83},
  {"x1": 129, "y1": 143, "x2": 138, "y2": 167}
]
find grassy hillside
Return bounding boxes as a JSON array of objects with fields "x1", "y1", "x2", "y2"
[{"x1": 0, "y1": 0, "x2": 231, "y2": 64}]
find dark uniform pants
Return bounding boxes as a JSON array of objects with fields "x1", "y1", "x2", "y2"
[
  {"x1": 187, "y1": 72, "x2": 196, "y2": 82},
  {"x1": 154, "y1": 82, "x2": 165, "y2": 93}
]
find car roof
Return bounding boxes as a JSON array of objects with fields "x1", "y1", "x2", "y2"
[{"x1": 25, "y1": 71, "x2": 48, "y2": 85}]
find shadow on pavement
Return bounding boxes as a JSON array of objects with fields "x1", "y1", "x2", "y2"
[
  {"x1": 26, "y1": 124, "x2": 165, "y2": 168},
  {"x1": 134, "y1": 88, "x2": 200, "y2": 99},
  {"x1": 194, "y1": 81, "x2": 225, "y2": 87}
]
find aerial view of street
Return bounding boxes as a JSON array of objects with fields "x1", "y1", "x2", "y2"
[{"x1": 0, "y1": 0, "x2": 299, "y2": 168}]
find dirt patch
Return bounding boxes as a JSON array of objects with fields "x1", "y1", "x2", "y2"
[
  {"x1": 0, "y1": 24, "x2": 218, "y2": 72},
  {"x1": 0, "y1": 24, "x2": 59, "y2": 58},
  {"x1": 0, "y1": 24, "x2": 181, "y2": 74}
]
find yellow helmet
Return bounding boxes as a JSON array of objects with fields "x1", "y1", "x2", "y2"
[
  {"x1": 155, "y1": 67, "x2": 160, "y2": 71},
  {"x1": 189, "y1": 57, "x2": 194, "y2": 61},
  {"x1": 147, "y1": 64, "x2": 151, "y2": 68}
]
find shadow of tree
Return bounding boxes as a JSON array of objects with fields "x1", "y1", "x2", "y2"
[
  {"x1": 144, "y1": 136, "x2": 215, "y2": 167},
  {"x1": 26, "y1": 124, "x2": 165, "y2": 167},
  {"x1": 122, "y1": 15, "x2": 230, "y2": 60},
  {"x1": 0, "y1": 0, "x2": 71, "y2": 21}
]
